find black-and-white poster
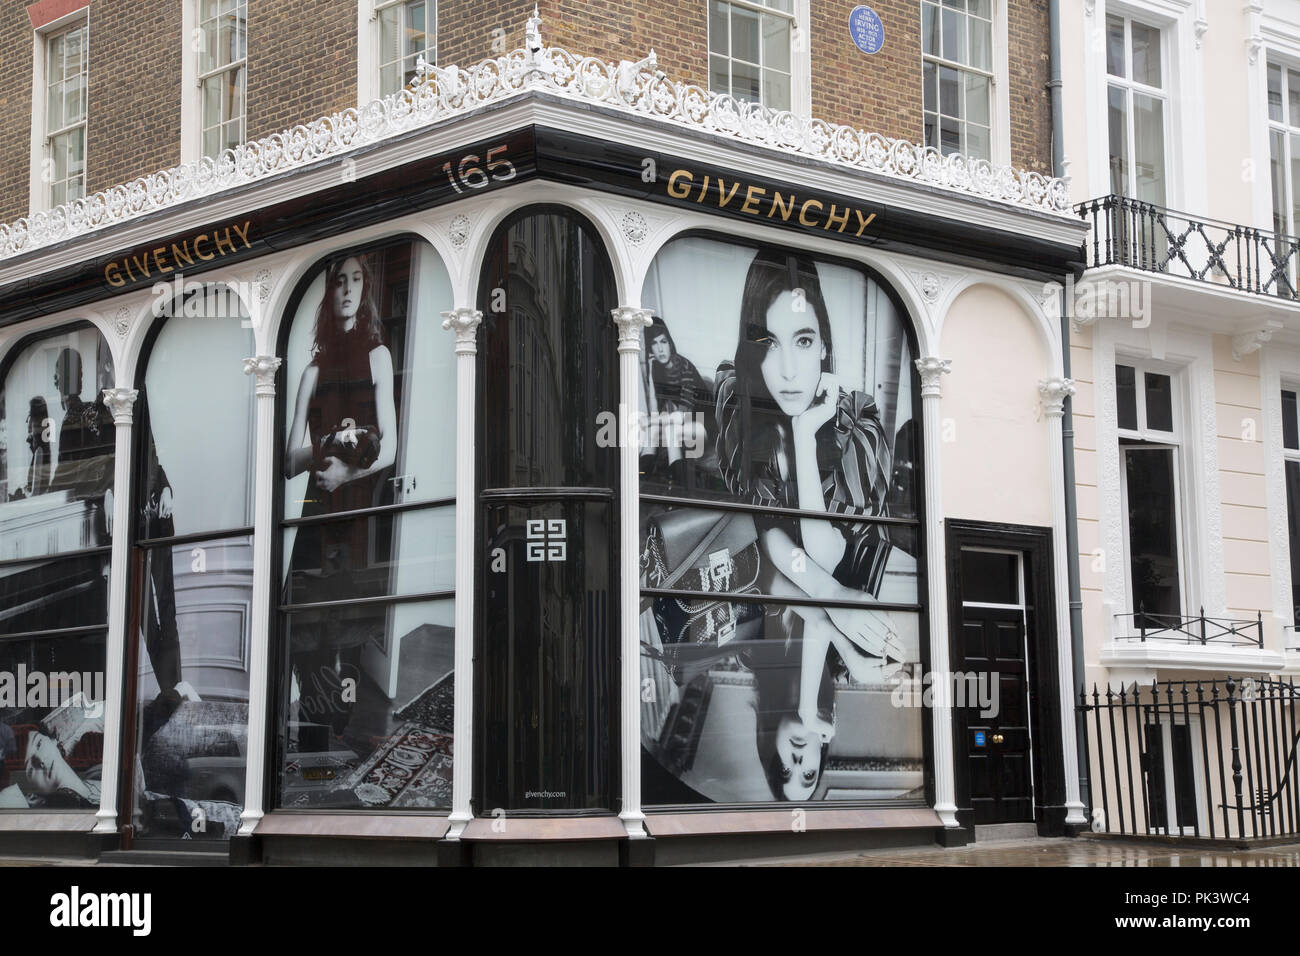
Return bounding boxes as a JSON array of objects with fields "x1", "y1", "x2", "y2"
[
  {"x1": 638, "y1": 237, "x2": 924, "y2": 804},
  {"x1": 278, "y1": 240, "x2": 456, "y2": 810}
]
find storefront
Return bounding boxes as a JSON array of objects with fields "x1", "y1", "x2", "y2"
[{"x1": 0, "y1": 20, "x2": 1091, "y2": 864}]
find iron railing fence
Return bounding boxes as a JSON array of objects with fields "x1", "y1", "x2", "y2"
[
  {"x1": 1112, "y1": 607, "x2": 1264, "y2": 648},
  {"x1": 1079, "y1": 677, "x2": 1300, "y2": 841},
  {"x1": 1076, "y1": 194, "x2": 1300, "y2": 299}
]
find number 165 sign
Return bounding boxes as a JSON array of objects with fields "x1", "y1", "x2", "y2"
[{"x1": 441, "y1": 144, "x2": 517, "y2": 193}]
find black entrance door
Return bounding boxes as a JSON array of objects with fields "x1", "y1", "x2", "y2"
[
  {"x1": 473, "y1": 206, "x2": 619, "y2": 814},
  {"x1": 962, "y1": 604, "x2": 1034, "y2": 824}
]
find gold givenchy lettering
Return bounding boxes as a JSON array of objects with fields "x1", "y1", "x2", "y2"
[
  {"x1": 104, "y1": 219, "x2": 254, "y2": 288},
  {"x1": 665, "y1": 169, "x2": 877, "y2": 238}
]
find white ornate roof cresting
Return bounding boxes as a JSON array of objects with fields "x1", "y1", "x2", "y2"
[{"x1": 0, "y1": 5, "x2": 1074, "y2": 263}]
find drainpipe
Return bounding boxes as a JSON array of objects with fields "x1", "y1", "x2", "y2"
[{"x1": 1048, "y1": 0, "x2": 1091, "y2": 823}]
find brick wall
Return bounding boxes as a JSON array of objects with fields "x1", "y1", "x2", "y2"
[
  {"x1": 0, "y1": 1, "x2": 32, "y2": 224},
  {"x1": 85, "y1": 0, "x2": 182, "y2": 195},
  {"x1": 0, "y1": 0, "x2": 1052, "y2": 224},
  {"x1": 245, "y1": 0, "x2": 355, "y2": 141}
]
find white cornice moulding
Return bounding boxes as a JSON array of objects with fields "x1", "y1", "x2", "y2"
[{"x1": 0, "y1": 12, "x2": 1076, "y2": 266}]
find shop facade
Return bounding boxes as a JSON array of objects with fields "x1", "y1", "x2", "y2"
[{"x1": 0, "y1": 21, "x2": 1090, "y2": 864}]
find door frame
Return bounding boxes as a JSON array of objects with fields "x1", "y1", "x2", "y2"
[{"x1": 945, "y1": 519, "x2": 1067, "y2": 835}]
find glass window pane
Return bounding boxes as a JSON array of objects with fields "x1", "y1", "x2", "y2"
[
  {"x1": 939, "y1": 65, "x2": 961, "y2": 118},
  {"x1": 1116, "y1": 364, "x2": 1138, "y2": 430},
  {"x1": 709, "y1": 0, "x2": 729, "y2": 55},
  {"x1": 1130, "y1": 21, "x2": 1161, "y2": 87},
  {"x1": 970, "y1": 18, "x2": 992, "y2": 72},
  {"x1": 0, "y1": 327, "x2": 116, "y2": 560},
  {"x1": 1283, "y1": 390, "x2": 1299, "y2": 450},
  {"x1": 1143, "y1": 372, "x2": 1173, "y2": 432},
  {"x1": 733, "y1": 59, "x2": 761, "y2": 101},
  {"x1": 1271, "y1": 63, "x2": 1284, "y2": 123},
  {"x1": 408, "y1": 1, "x2": 427, "y2": 58},
  {"x1": 940, "y1": 116, "x2": 961, "y2": 155},
  {"x1": 1271, "y1": 129, "x2": 1288, "y2": 236},
  {"x1": 924, "y1": 112, "x2": 938, "y2": 150},
  {"x1": 924, "y1": 60, "x2": 937, "y2": 113},
  {"x1": 1125, "y1": 447, "x2": 1182, "y2": 621},
  {"x1": 0, "y1": 555, "x2": 109, "y2": 630},
  {"x1": 1108, "y1": 85, "x2": 1129, "y2": 196},
  {"x1": 763, "y1": 15, "x2": 790, "y2": 73},
  {"x1": 965, "y1": 71, "x2": 989, "y2": 126},
  {"x1": 942, "y1": 0, "x2": 963, "y2": 8},
  {"x1": 922, "y1": 2, "x2": 939, "y2": 55},
  {"x1": 202, "y1": 127, "x2": 220, "y2": 160},
  {"x1": 710, "y1": 54, "x2": 730, "y2": 95},
  {"x1": 1287, "y1": 460, "x2": 1300, "y2": 626},
  {"x1": 1133, "y1": 93, "x2": 1166, "y2": 206},
  {"x1": 202, "y1": 76, "x2": 220, "y2": 131},
  {"x1": 763, "y1": 70, "x2": 790, "y2": 110},
  {"x1": 942, "y1": 7, "x2": 966, "y2": 64},
  {"x1": 68, "y1": 127, "x2": 84, "y2": 179},
  {"x1": 969, "y1": 0, "x2": 990, "y2": 18},
  {"x1": 46, "y1": 81, "x2": 62, "y2": 133},
  {"x1": 1106, "y1": 15, "x2": 1125, "y2": 78},
  {"x1": 279, "y1": 598, "x2": 454, "y2": 809},
  {"x1": 380, "y1": 6, "x2": 400, "y2": 64},
  {"x1": 131, "y1": 537, "x2": 251, "y2": 840},
  {"x1": 0, "y1": 632, "x2": 107, "y2": 810},
  {"x1": 1290, "y1": 69, "x2": 1300, "y2": 130},
  {"x1": 967, "y1": 123, "x2": 990, "y2": 161},
  {"x1": 379, "y1": 62, "x2": 400, "y2": 98},
  {"x1": 732, "y1": 5, "x2": 760, "y2": 63},
  {"x1": 1291, "y1": 133, "x2": 1300, "y2": 236},
  {"x1": 960, "y1": 550, "x2": 1019, "y2": 605}
]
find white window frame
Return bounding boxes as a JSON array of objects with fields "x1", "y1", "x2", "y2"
[
  {"x1": 27, "y1": 7, "x2": 90, "y2": 215},
  {"x1": 920, "y1": 0, "x2": 1000, "y2": 164},
  {"x1": 1083, "y1": 0, "x2": 1204, "y2": 212},
  {"x1": 1146, "y1": 710, "x2": 1208, "y2": 836},
  {"x1": 1115, "y1": 356, "x2": 1192, "y2": 624},
  {"x1": 358, "y1": 0, "x2": 437, "y2": 106},
  {"x1": 1103, "y1": 12, "x2": 1169, "y2": 204},
  {"x1": 706, "y1": 0, "x2": 811, "y2": 117},
  {"x1": 180, "y1": 0, "x2": 247, "y2": 164}
]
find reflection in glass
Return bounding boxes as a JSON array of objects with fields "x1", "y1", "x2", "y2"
[
  {"x1": 0, "y1": 327, "x2": 115, "y2": 562},
  {"x1": 1124, "y1": 445, "x2": 1181, "y2": 622},
  {"x1": 0, "y1": 633, "x2": 106, "y2": 810},
  {"x1": 280, "y1": 599, "x2": 454, "y2": 810}
]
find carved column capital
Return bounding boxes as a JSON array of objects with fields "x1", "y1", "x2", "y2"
[
  {"x1": 914, "y1": 356, "x2": 952, "y2": 398},
  {"x1": 612, "y1": 306, "x2": 653, "y2": 352},
  {"x1": 101, "y1": 388, "x2": 138, "y2": 425},
  {"x1": 441, "y1": 308, "x2": 483, "y2": 355},
  {"x1": 242, "y1": 355, "x2": 282, "y2": 395},
  {"x1": 1039, "y1": 376, "x2": 1077, "y2": 418}
]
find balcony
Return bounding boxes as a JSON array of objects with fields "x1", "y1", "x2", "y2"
[
  {"x1": 1077, "y1": 194, "x2": 1300, "y2": 297},
  {"x1": 1100, "y1": 608, "x2": 1286, "y2": 683}
]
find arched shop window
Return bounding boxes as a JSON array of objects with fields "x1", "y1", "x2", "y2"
[
  {"x1": 475, "y1": 206, "x2": 619, "y2": 812},
  {"x1": 637, "y1": 234, "x2": 925, "y2": 805},
  {"x1": 275, "y1": 237, "x2": 456, "y2": 811},
  {"x1": 0, "y1": 322, "x2": 114, "y2": 812},
  {"x1": 126, "y1": 285, "x2": 255, "y2": 842}
]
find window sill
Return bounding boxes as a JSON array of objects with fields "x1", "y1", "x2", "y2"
[
  {"x1": 643, "y1": 806, "x2": 942, "y2": 837},
  {"x1": 254, "y1": 811, "x2": 450, "y2": 840},
  {"x1": 0, "y1": 811, "x2": 98, "y2": 831},
  {"x1": 1099, "y1": 640, "x2": 1287, "y2": 680}
]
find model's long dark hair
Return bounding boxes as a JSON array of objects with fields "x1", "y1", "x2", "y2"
[
  {"x1": 748, "y1": 623, "x2": 835, "y2": 801},
  {"x1": 724, "y1": 248, "x2": 836, "y2": 497},
  {"x1": 311, "y1": 253, "x2": 383, "y2": 361}
]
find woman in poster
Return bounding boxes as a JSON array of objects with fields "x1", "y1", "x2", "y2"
[
  {"x1": 644, "y1": 316, "x2": 709, "y2": 483},
  {"x1": 11, "y1": 397, "x2": 52, "y2": 499},
  {"x1": 713, "y1": 247, "x2": 908, "y2": 793},
  {"x1": 283, "y1": 253, "x2": 397, "y2": 738}
]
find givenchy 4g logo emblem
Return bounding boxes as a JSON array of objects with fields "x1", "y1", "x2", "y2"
[{"x1": 525, "y1": 519, "x2": 567, "y2": 562}]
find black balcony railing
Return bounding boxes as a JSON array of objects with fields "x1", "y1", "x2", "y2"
[
  {"x1": 1080, "y1": 677, "x2": 1300, "y2": 840},
  {"x1": 1114, "y1": 606, "x2": 1264, "y2": 648},
  {"x1": 1077, "y1": 194, "x2": 1300, "y2": 299}
]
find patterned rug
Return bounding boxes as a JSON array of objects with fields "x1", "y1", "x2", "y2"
[{"x1": 332, "y1": 671, "x2": 455, "y2": 808}]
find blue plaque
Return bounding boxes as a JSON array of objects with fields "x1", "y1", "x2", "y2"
[
  {"x1": 849, "y1": 5, "x2": 885, "y2": 55},
  {"x1": 974, "y1": 730, "x2": 986, "y2": 747}
]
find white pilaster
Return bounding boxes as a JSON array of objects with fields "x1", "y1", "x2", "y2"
[
  {"x1": 442, "y1": 307, "x2": 481, "y2": 837},
  {"x1": 1039, "y1": 376, "x2": 1087, "y2": 827},
  {"x1": 915, "y1": 357, "x2": 959, "y2": 828},
  {"x1": 238, "y1": 355, "x2": 281, "y2": 835},
  {"x1": 93, "y1": 386, "x2": 138, "y2": 835},
  {"x1": 613, "y1": 305, "x2": 652, "y2": 839}
]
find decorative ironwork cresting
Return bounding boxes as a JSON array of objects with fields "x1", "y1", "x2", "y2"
[{"x1": 0, "y1": 10, "x2": 1074, "y2": 262}]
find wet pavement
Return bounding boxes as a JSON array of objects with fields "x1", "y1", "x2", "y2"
[{"x1": 741, "y1": 836, "x2": 1300, "y2": 866}]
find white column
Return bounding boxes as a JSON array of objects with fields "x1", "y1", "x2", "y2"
[
  {"x1": 915, "y1": 357, "x2": 959, "y2": 829},
  {"x1": 238, "y1": 355, "x2": 282, "y2": 835},
  {"x1": 1040, "y1": 376, "x2": 1087, "y2": 827},
  {"x1": 613, "y1": 306, "x2": 651, "y2": 839},
  {"x1": 442, "y1": 307, "x2": 482, "y2": 836},
  {"x1": 93, "y1": 387, "x2": 138, "y2": 835}
]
